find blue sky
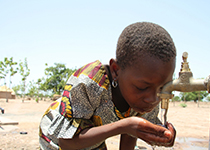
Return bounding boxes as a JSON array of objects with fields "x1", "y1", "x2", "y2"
[{"x1": 0, "y1": 0, "x2": 210, "y2": 87}]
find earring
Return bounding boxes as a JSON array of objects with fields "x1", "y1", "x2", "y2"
[{"x1": 112, "y1": 78, "x2": 118, "y2": 88}]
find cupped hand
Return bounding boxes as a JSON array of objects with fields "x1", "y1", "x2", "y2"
[{"x1": 123, "y1": 117, "x2": 176, "y2": 147}]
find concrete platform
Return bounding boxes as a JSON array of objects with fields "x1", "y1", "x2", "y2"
[
  {"x1": 0, "y1": 125, "x2": 19, "y2": 133},
  {"x1": 0, "y1": 116, "x2": 19, "y2": 125}
]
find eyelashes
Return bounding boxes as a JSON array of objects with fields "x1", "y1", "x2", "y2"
[
  {"x1": 136, "y1": 86, "x2": 148, "y2": 91},
  {"x1": 136, "y1": 86, "x2": 163, "y2": 93}
]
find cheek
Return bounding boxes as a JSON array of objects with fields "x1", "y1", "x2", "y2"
[
  {"x1": 118, "y1": 78, "x2": 144, "y2": 105},
  {"x1": 118, "y1": 81, "x2": 133, "y2": 100},
  {"x1": 120, "y1": 85, "x2": 143, "y2": 105},
  {"x1": 119, "y1": 86, "x2": 132, "y2": 100}
]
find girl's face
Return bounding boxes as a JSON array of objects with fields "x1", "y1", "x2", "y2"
[{"x1": 112, "y1": 55, "x2": 175, "y2": 114}]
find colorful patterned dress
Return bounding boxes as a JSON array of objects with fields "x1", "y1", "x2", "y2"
[{"x1": 39, "y1": 60, "x2": 161, "y2": 150}]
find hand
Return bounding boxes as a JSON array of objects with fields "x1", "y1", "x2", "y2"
[{"x1": 122, "y1": 117, "x2": 176, "y2": 147}]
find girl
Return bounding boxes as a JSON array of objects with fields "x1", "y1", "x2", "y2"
[{"x1": 39, "y1": 22, "x2": 176, "y2": 150}]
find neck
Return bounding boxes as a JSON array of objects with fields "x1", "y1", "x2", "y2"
[{"x1": 104, "y1": 65, "x2": 130, "y2": 112}]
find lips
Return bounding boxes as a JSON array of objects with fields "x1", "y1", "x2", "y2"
[
  {"x1": 140, "y1": 102, "x2": 159, "y2": 113},
  {"x1": 141, "y1": 107, "x2": 154, "y2": 113},
  {"x1": 133, "y1": 106, "x2": 154, "y2": 114}
]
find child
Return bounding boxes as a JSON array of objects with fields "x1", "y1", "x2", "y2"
[{"x1": 39, "y1": 22, "x2": 176, "y2": 150}]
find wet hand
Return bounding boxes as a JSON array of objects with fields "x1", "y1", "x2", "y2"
[
  {"x1": 123, "y1": 117, "x2": 176, "y2": 147},
  {"x1": 148, "y1": 122, "x2": 176, "y2": 147}
]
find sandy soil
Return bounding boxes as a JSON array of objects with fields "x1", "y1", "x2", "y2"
[{"x1": 0, "y1": 99, "x2": 209, "y2": 150}]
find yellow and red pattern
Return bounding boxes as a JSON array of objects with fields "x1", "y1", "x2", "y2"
[
  {"x1": 73, "y1": 60, "x2": 109, "y2": 90},
  {"x1": 59, "y1": 61, "x2": 110, "y2": 119},
  {"x1": 92, "y1": 115, "x2": 103, "y2": 126},
  {"x1": 114, "y1": 107, "x2": 131, "y2": 119},
  {"x1": 60, "y1": 84, "x2": 73, "y2": 118},
  {"x1": 42, "y1": 101, "x2": 60, "y2": 117}
]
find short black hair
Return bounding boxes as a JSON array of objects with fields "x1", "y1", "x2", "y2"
[{"x1": 116, "y1": 22, "x2": 176, "y2": 69}]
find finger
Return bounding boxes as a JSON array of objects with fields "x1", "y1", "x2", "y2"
[
  {"x1": 136, "y1": 130, "x2": 170, "y2": 145},
  {"x1": 167, "y1": 122, "x2": 176, "y2": 134},
  {"x1": 164, "y1": 122, "x2": 176, "y2": 147},
  {"x1": 138, "y1": 121, "x2": 169, "y2": 137},
  {"x1": 137, "y1": 125, "x2": 175, "y2": 147}
]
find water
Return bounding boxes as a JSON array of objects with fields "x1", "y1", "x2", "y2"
[
  {"x1": 137, "y1": 137, "x2": 208, "y2": 150},
  {"x1": 157, "y1": 109, "x2": 208, "y2": 149},
  {"x1": 175, "y1": 137, "x2": 208, "y2": 150}
]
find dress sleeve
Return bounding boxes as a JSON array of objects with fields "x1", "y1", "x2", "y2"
[
  {"x1": 39, "y1": 78, "x2": 106, "y2": 149},
  {"x1": 39, "y1": 99, "x2": 98, "y2": 150}
]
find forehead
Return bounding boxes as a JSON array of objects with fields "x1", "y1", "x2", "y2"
[{"x1": 122, "y1": 55, "x2": 176, "y2": 84}]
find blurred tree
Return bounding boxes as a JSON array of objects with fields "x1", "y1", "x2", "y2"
[
  {"x1": 172, "y1": 96, "x2": 181, "y2": 102},
  {"x1": 39, "y1": 77, "x2": 49, "y2": 100},
  {"x1": 27, "y1": 80, "x2": 38, "y2": 100},
  {"x1": 206, "y1": 96, "x2": 210, "y2": 101},
  {"x1": 41, "y1": 63, "x2": 76, "y2": 95},
  {"x1": 179, "y1": 91, "x2": 208, "y2": 102},
  {"x1": 7, "y1": 57, "x2": 19, "y2": 89},
  {"x1": 19, "y1": 58, "x2": 30, "y2": 102},
  {"x1": 36, "y1": 78, "x2": 42, "y2": 102},
  {"x1": 0, "y1": 60, "x2": 7, "y2": 84},
  {"x1": 0, "y1": 57, "x2": 18, "y2": 102},
  {"x1": 12, "y1": 84, "x2": 23, "y2": 97}
]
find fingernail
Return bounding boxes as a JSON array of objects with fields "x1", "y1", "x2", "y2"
[{"x1": 164, "y1": 131, "x2": 171, "y2": 137}]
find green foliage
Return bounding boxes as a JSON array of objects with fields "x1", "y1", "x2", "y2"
[
  {"x1": 206, "y1": 96, "x2": 210, "y2": 101},
  {"x1": 0, "y1": 61, "x2": 7, "y2": 81},
  {"x1": 19, "y1": 58, "x2": 30, "y2": 100},
  {"x1": 12, "y1": 84, "x2": 23, "y2": 96},
  {"x1": 41, "y1": 63, "x2": 76, "y2": 95},
  {"x1": 172, "y1": 96, "x2": 181, "y2": 102},
  {"x1": 179, "y1": 91, "x2": 209, "y2": 102},
  {"x1": 19, "y1": 58, "x2": 30, "y2": 82},
  {"x1": 0, "y1": 57, "x2": 18, "y2": 87},
  {"x1": 27, "y1": 80, "x2": 38, "y2": 98},
  {"x1": 37, "y1": 78, "x2": 42, "y2": 83},
  {"x1": 39, "y1": 77, "x2": 48, "y2": 92},
  {"x1": 4, "y1": 57, "x2": 78, "y2": 98},
  {"x1": 180, "y1": 103, "x2": 187, "y2": 108}
]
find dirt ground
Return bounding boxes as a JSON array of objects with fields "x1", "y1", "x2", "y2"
[{"x1": 0, "y1": 99, "x2": 209, "y2": 150}]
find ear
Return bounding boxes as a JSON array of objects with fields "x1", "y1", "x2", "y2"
[{"x1": 109, "y1": 59, "x2": 120, "y2": 80}]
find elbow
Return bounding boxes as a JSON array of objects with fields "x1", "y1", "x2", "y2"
[{"x1": 59, "y1": 138, "x2": 78, "y2": 150}]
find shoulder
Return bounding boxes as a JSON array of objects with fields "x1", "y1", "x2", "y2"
[
  {"x1": 67, "y1": 60, "x2": 110, "y2": 90},
  {"x1": 62, "y1": 61, "x2": 112, "y2": 117}
]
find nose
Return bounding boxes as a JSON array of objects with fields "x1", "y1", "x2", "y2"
[{"x1": 143, "y1": 92, "x2": 159, "y2": 104}]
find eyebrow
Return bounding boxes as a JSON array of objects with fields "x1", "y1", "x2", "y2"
[{"x1": 136, "y1": 79, "x2": 151, "y2": 85}]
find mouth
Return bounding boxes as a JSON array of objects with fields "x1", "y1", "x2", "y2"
[{"x1": 133, "y1": 106, "x2": 154, "y2": 114}]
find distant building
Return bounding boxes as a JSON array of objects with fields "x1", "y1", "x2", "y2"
[{"x1": 0, "y1": 86, "x2": 16, "y2": 99}]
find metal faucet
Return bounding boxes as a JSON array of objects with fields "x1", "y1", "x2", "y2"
[{"x1": 159, "y1": 52, "x2": 210, "y2": 125}]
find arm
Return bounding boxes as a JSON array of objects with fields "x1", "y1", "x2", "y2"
[
  {"x1": 120, "y1": 134, "x2": 137, "y2": 150},
  {"x1": 59, "y1": 119, "x2": 124, "y2": 150},
  {"x1": 59, "y1": 116, "x2": 176, "y2": 150}
]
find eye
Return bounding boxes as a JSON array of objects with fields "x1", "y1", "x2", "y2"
[{"x1": 136, "y1": 86, "x2": 148, "y2": 91}]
